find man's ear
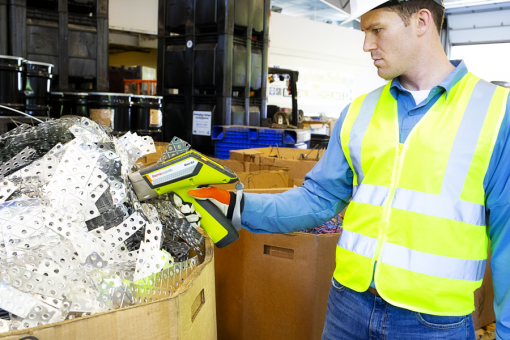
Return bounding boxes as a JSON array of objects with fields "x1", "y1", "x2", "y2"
[{"x1": 415, "y1": 8, "x2": 433, "y2": 36}]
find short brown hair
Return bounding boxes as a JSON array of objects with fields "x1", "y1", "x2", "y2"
[{"x1": 385, "y1": 0, "x2": 445, "y2": 35}]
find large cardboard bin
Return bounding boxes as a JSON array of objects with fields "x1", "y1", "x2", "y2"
[
  {"x1": 215, "y1": 229, "x2": 340, "y2": 340},
  {"x1": 0, "y1": 237, "x2": 217, "y2": 340}
]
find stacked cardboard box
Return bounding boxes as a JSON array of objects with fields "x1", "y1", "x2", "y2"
[{"x1": 229, "y1": 147, "x2": 325, "y2": 187}]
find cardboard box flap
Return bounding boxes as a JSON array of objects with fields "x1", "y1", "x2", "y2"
[
  {"x1": 216, "y1": 170, "x2": 290, "y2": 191},
  {"x1": 230, "y1": 147, "x2": 326, "y2": 163},
  {"x1": 210, "y1": 158, "x2": 246, "y2": 173}
]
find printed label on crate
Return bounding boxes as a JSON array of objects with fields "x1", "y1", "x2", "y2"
[
  {"x1": 192, "y1": 111, "x2": 212, "y2": 136},
  {"x1": 90, "y1": 109, "x2": 114, "y2": 128},
  {"x1": 150, "y1": 109, "x2": 163, "y2": 127}
]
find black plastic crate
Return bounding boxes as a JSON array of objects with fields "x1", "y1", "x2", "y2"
[
  {"x1": 5, "y1": 0, "x2": 108, "y2": 91},
  {"x1": 159, "y1": 0, "x2": 270, "y2": 40},
  {"x1": 0, "y1": 0, "x2": 7, "y2": 55},
  {"x1": 162, "y1": 95, "x2": 218, "y2": 155},
  {"x1": 159, "y1": 34, "x2": 267, "y2": 98},
  {"x1": 25, "y1": 0, "x2": 97, "y2": 15},
  {"x1": 162, "y1": 94, "x2": 264, "y2": 154},
  {"x1": 158, "y1": 0, "x2": 270, "y2": 152}
]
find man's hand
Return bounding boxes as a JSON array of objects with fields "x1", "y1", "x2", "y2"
[{"x1": 188, "y1": 187, "x2": 243, "y2": 219}]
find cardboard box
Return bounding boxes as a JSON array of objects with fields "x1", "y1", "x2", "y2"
[
  {"x1": 215, "y1": 229, "x2": 340, "y2": 340},
  {"x1": 230, "y1": 148, "x2": 324, "y2": 181},
  {"x1": 215, "y1": 169, "x2": 290, "y2": 191},
  {"x1": 0, "y1": 237, "x2": 217, "y2": 340},
  {"x1": 210, "y1": 158, "x2": 288, "y2": 174},
  {"x1": 230, "y1": 147, "x2": 325, "y2": 163},
  {"x1": 139, "y1": 142, "x2": 171, "y2": 167}
]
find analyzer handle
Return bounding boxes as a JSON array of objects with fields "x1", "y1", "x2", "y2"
[{"x1": 174, "y1": 188, "x2": 240, "y2": 248}]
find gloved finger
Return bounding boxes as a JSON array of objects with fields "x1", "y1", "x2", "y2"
[
  {"x1": 188, "y1": 187, "x2": 231, "y2": 204},
  {"x1": 188, "y1": 187, "x2": 232, "y2": 216}
]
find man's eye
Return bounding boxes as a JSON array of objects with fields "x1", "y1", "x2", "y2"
[{"x1": 374, "y1": 28, "x2": 381, "y2": 33}]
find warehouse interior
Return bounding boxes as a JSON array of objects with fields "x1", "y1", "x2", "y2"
[{"x1": 0, "y1": 0, "x2": 508, "y2": 339}]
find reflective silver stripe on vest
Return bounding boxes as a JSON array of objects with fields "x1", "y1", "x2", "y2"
[
  {"x1": 353, "y1": 184, "x2": 389, "y2": 207},
  {"x1": 337, "y1": 229, "x2": 377, "y2": 259},
  {"x1": 349, "y1": 86, "x2": 386, "y2": 185},
  {"x1": 441, "y1": 80, "x2": 497, "y2": 199},
  {"x1": 392, "y1": 188, "x2": 485, "y2": 226},
  {"x1": 352, "y1": 185, "x2": 359, "y2": 197},
  {"x1": 381, "y1": 242, "x2": 486, "y2": 281}
]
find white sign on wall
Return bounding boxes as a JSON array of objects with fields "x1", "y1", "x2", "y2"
[{"x1": 192, "y1": 111, "x2": 212, "y2": 136}]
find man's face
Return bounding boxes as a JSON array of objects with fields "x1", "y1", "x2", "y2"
[{"x1": 360, "y1": 8, "x2": 417, "y2": 79}]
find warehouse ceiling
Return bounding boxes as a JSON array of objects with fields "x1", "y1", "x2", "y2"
[
  {"x1": 270, "y1": 0, "x2": 349, "y2": 25},
  {"x1": 274, "y1": 0, "x2": 510, "y2": 25},
  {"x1": 444, "y1": 0, "x2": 510, "y2": 9}
]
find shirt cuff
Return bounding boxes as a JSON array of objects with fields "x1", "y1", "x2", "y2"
[{"x1": 241, "y1": 193, "x2": 265, "y2": 229}]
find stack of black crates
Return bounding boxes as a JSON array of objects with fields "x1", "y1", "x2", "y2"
[
  {"x1": 0, "y1": 0, "x2": 109, "y2": 91},
  {"x1": 157, "y1": 0, "x2": 271, "y2": 154}
]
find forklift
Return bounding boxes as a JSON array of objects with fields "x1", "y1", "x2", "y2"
[{"x1": 266, "y1": 67, "x2": 304, "y2": 129}]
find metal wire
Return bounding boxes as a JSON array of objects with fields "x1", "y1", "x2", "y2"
[{"x1": 0, "y1": 105, "x2": 45, "y2": 123}]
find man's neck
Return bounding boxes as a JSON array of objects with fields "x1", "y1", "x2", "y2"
[{"x1": 398, "y1": 44, "x2": 455, "y2": 91}]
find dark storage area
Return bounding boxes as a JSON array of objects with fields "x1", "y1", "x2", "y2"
[
  {"x1": 24, "y1": 60, "x2": 53, "y2": 116},
  {"x1": 0, "y1": 56, "x2": 25, "y2": 115},
  {"x1": 50, "y1": 91, "x2": 89, "y2": 118},
  {"x1": 157, "y1": 0, "x2": 270, "y2": 153},
  {"x1": 3, "y1": 0, "x2": 109, "y2": 92}
]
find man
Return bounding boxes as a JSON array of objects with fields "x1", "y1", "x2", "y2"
[{"x1": 190, "y1": 0, "x2": 510, "y2": 339}]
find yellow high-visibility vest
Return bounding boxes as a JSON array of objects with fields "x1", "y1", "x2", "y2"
[{"x1": 336, "y1": 73, "x2": 510, "y2": 315}]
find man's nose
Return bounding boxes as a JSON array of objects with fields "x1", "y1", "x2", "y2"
[{"x1": 363, "y1": 35, "x2": 377, "y2": 53}]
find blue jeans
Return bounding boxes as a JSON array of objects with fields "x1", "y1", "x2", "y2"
[{"x1": 322, "y1": 278, "x2": 476, "y2": 340}]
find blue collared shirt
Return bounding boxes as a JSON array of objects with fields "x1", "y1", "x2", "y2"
[{"x1": 241, "y1": 60, "x2": 510, "y2": 340}]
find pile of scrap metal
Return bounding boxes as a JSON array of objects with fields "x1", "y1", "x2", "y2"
[{"x1": 0, "y1": 117, "x2": 204, "y2": 332}]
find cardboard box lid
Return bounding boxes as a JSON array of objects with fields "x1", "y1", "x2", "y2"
[{"x1": 230, "y1": 147, "x2": 325, "y2": 163}]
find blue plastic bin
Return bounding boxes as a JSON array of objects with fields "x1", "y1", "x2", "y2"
[{"x1": 212, "y1": 126, "x2": 311, "y2": 159}]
